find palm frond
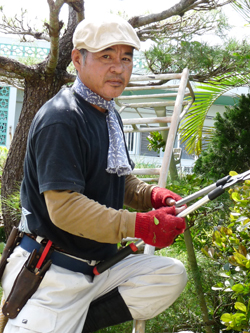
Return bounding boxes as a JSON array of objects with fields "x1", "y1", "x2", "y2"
[
  {"x1": 179, "y1": 73, "x2": 250, "y2": 156},
  {"x1": 231, "y1": 0, "x2": 250, "y2": 22}
]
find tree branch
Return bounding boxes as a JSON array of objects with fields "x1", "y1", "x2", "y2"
[
  {"x1": 129, "y1": 0, "x2": 234, "y2": 28},
  {"x1": 137, "y1": 11, "x2": 221, "y2": 41},
  {"x1": 0, "y1": 56, "x2": 34, "y2": 79},
  {"x1": 0, "y1": 9, "x2": 50, "y2": 42},
  {"x1": 60, "y1": 70, "x2": 76, "y2": 84},
  {"x1": 0, "y1": 76, "x2": 25, "y2": 90},
  {"x1": 65, "y1": 0, "x2": 85, "y2": 22},
  {"x1": 0, "y1": 68, "x2": 24, "y2": 80},
  {"x1": 45, "y1": 0, "x2": 65, "y2": 75},
  {"x1": 57, "y1": 5, "x2": 79, "y2": 71}
]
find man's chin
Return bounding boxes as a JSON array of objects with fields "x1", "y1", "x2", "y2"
[{"x1": 101, "y1": 88, "x2": 124, "y2": 100}]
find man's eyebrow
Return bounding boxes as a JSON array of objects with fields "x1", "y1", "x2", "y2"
[
  {"x1": 100, "y1": 47, "x2": 134, "y2": 57},
  {"x1": 124, "y1": 51, "x2": 134, "y2": 58}
]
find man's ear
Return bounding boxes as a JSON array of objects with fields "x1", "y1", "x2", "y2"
[{"x1": 71, "y1": 49, "x2": 82, "y2": 71}]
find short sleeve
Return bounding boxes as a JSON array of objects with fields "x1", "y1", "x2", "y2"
[{"x1": 33, "y1": 122, "x2": 86, "y2": 194}]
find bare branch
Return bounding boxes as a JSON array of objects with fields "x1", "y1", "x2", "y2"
[
  {"x1": 0, "y1": 8, "x2": 50, "y2": 42},
  {"x1": 129, "y1": 0, "x2": 234, "y2": 28},
  {"x1": 137, "y1": 11, "x2": 223, "y2": 41}
]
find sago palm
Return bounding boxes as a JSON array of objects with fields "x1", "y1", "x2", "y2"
[{"x1": 179, "y1": 73, "x2": 250, "y2": 156}]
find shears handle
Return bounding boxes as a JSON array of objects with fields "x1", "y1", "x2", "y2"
[{"x1": 93, "y1": 240, "x2": 144, "y2": 275}]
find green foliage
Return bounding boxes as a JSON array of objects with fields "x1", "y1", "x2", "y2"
[
  {"x1": 231, "y1": 0, "x2": 250, "y2": 22},
  {"x1": 0, "y1": 146, "x2": 8, "y2": 177},
  {"x1": 167, "y1": 174, "x2": 231, "y2": 250},
  {"x1": 179, "y1": 74, "x2": 250, "y2": 156},
  {"x1": 0, "y1": 147, "x2": 20, "y2": 243},
  {"x1": 16, "y1": 56, "x2": 44, "y2": 66},
  {"x1": 202, "y1": 175, "x2": 250, "y2": 332},
  {"x1": 146, "y1": 131, "x2": 165, "y2": 153},
  {"x1": 144, "y1": 38, "x2": 250, "y2": 83},
  {"x1": 1, "y1": 190, "x2": 21, "y2": 231},
  {"x1": 133, "y1": 160, "x2": 161, "y2": 183},
  {"x1": 194, "y1": 93, "x2": 250, "y2": 179}
]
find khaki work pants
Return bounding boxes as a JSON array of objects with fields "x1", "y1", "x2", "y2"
[{"x1": 2, "y1": 246, "x2": 187, "y2": 333}]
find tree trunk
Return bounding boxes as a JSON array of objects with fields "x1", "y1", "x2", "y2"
[
  {"x1": 169, "y1": 153, "x2": 179, "y2": 181},
  {"x1": 1, "y1": 74, "x2": 65, "y2": 238}
]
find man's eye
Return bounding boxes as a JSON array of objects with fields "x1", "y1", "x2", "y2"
[
  {"x1": 123, "y1": 57, "x2": 132, "y2": 62},
  {"x1": 103, "y1": 55, "x2": 111, "y2": 59}
]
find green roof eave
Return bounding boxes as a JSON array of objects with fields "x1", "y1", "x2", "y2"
[{"x1": 121, "y1": 88, "x2": 240, "y2": 106}]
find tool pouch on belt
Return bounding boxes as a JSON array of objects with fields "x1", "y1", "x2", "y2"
[
  {"x1": 0, "y1": 226, "x2": 23, "y2": 281},
  {"x1": 2, "y1": 248, "x2": 52, "y2": 319}
]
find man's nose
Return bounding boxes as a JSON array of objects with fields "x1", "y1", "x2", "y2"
[{"x1": 110, "y1": 59, "x2": 124, "y2": 73}]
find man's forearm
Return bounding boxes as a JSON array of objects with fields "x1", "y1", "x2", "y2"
[
  {"x1": 124, "y1": 174, "x2": 155, "y2": 211},
  {"x1": 44, "y1": 190, "x2": 136, "y2": 244}
]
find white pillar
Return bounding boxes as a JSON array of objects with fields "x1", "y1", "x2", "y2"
[{"x1": 6, "y1": 86, "x2": 17, "y2": 149}]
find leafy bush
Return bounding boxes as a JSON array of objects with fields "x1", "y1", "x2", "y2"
[
  {"x1": 202, "y1": 172, "x2": 250, "y2": 331},
  {"x1": 194, "y1": 93, "x2": 250, "y2": 179},
  {"x1": 146, "y1": 131, "x2": 165, "y2": 153}
]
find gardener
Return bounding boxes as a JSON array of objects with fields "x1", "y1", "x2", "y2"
[{"x1": 2, "y1": 15, "x2": 187, "y2": 333}]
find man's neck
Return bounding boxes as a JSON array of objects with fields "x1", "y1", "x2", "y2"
[{"x1": 91, "y1": 104, "x2": 106, "y2": 113}]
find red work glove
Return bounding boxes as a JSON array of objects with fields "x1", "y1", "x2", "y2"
[
  {"x1": 135, "y1": 206, "x2": 186, "y2": 248},
  {"x1": 151, "y1": 187, "x2": 183, "y2": 209}
]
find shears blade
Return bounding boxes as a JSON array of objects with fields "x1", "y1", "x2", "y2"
[{"x1": 223, "y1": 170, "x2": 250, "y2": 189}]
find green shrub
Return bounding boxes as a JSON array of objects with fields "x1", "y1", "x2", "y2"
[
  {"x1": 194, "y1": 94, "x2": 250, "y2": 179},
  {"x1": 202, "y1": 173, "x2": 250, "y2": 331}
]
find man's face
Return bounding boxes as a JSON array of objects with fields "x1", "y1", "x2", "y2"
[{"x1": 72, "y1": 45, "x2": 133, "y2": 101}]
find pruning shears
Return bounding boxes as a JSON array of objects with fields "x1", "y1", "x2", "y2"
[
  {"x1": 93, "y1": 170, "x2": 250, "y2": 275},
  {"x1": 176, "y1": 169, "x2": 250, "y2": 217}
]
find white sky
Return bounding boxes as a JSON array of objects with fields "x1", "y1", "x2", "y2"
[
  {"x1": 0, "y1": 0, "x2": 178, "y2": 20},
  {"x1": 0, "y1": 0, "x2": 249, "y2": 46}
]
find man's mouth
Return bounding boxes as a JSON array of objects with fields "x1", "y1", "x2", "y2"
[{"x1": 106, "y1": 78, "x2": 124, "y2": 86}]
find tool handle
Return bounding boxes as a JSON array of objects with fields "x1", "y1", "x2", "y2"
[{"x1": 93, "y1": 240, "x2": 144, "y2": 275}]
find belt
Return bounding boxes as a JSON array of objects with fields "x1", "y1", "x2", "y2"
[{"x1": 20, "y1": 235, "x2": 95, "y2": 277}]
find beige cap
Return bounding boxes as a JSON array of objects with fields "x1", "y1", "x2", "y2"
[{"x1": 73, "y1": 15, "x2": 140, "y2": 53}]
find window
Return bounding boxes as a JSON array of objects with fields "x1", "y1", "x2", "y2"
[{"x1": 123, "y1": 125, "x2": 139, "y2": 155}]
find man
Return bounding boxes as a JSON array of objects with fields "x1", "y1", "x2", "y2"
[{"x1": 1, "y1": 15, "x2": 187, "y2": 333}]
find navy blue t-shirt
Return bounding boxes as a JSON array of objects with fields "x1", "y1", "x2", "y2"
[{"x1": 21, "y1": 87, "x2": 131, "y2": 261}]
